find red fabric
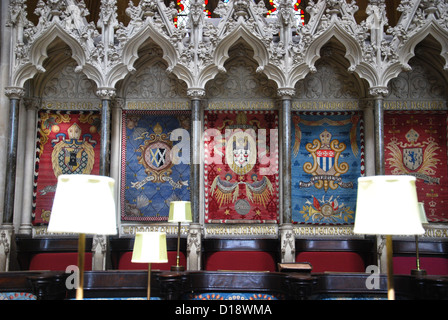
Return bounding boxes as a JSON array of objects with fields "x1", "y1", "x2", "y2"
[
  {"x1": 393, "y1": 256, "x2": 448, "y2": 275},
  {"x1": 204, "y1": 251, "x2": 277, "y2": 272},
  {"x1": 29, "y1": 253, "x2": 93, "y2": 271},
  {"x1": 117, "y1": 251, "x2": 185, "y2": 270},
  {"x1": 34, "y1": 111, "x2": 101, "y2": 225},
  {"x1": 384, "y1": 111, "x2": 448, "y2": 222},
  {"x1": 204, "y1": 110, "x2": 279, "y2": 224},
  {"x1": 295, "y1": 251, "x2": 365, "y2": 273}
]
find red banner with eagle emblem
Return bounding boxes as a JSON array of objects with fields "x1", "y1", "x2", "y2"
[
  {"x1": 384, "y1": 111, "x2": 448, "y2": 222},
  {"x1": 204, "y1": 110, "x2": 279, "y2": 223},
  {"x1": 33, "y1": 111, "x2": 101, "y2": 225}
]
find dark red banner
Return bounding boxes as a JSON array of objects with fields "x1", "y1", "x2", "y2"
[{"x1": 384, "y1": 111, "x2": 448, "y2": 222}]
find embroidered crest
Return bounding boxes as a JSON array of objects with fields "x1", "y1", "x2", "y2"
[
  {"x1": 291, "y1": 112, "x2": 363, "y2": 225},
  {"x1": 210, "y1": 113, "x2": 274, "y2": 210},
  {"x1": 132, "y1": 122, "x2": 188, "y2": 189},
  {"x1": 51, "y1": 123, "x2": 96, "y2": 177},
  {"x1": 299, "y1": 129, "x2": 353, "y2": 192},
  {"x1": 34, "y1": 111, "x2": 101, "y2": 225},
  {"x1": 384, "y1": 111, "x2": 448, "y2": 222},
  {"x1": 386, "y1": 128, "x2": 440, "y2": 184},
  {"x1": 226, "y1": 132, "x2": 257, "y2": 175},
  {"x1": 205, "y1": 110, "x2": 279, "y2": 223},
  {"x1": 122, "y1": 111, "x2": 191, "y2": 222}
]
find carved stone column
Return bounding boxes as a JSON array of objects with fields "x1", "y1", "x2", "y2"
[
  {"x1": 361, "y1": 100, "x2": 376, "y2": 177},
  {"x1": 187, "y1": 89, "x2": 204, "y2": 270},
  {"x1": 110, "y1": 98, "x2": 123, "y2": 191},
  {"x1": 97, "y1": 88, "x2": 116, "y2": 177},
  {"x1": 372, "y1": 90, "x2": 386, "y2": 176},
  {"x1": 0, "y1": 229, "x2": 11, "y2": 272},
  {"x1": 279, "y1": 223, "x2": 295, "y2": 263},
  {"x1": 0, "y1": 0, "x2": 11, "y2": 230},
  {"x1": 19, "y1": 98, "x2": 39, "y2": 235},
  {"x1": 93, "y1": 88, "x2": 116, "y2": 270},
  {"x1": 187, "y1": 223, "x2": 202, "y2": 271},
  {"x1": 370, "y1": 87, "x2": 388, "y2": 273},
  {"x1": 1, "y1": 87, "x2": 25, "y2": 271},
  {"x1": 2, "y1": 87, "x2": 24, "y2": 224},
  {"x1": 278, "y1": 88, "x2": 295, "y2": 263},
  {"x1": 110, "y1": 99, "x2": 123, "y2": 234},
  {"x1": 91, "y1": 234, "x2": 107, "y2": 271},
  {"x1": 189, "y1": 89, "x2": 204, "y2": 223}
]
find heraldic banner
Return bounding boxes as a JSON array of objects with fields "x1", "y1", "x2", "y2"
[
  {"x1": 291, "y1": 111, "x2": 364, "y2": 225},
  {"x1": 33, "y1": 111, "x2": 101, "y2": 225},
  {"x1": 121, "y1": 110, "x2": 191, "y2": 222},
  {"x1": 384, "y1": 111, "x2": 448, "y2": 222},
  {"x1": 204, "y1": 110, "x2": 279, "y2": 223}
]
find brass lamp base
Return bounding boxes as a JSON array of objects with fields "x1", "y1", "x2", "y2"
[
  {"x1": 171, "y1": 265, "x2": 185, "y2": 272},
  {"x1": 411, "y1": 269, "x2": 427, "y2": 276},
  {"x1": 76, "y1": 233, "x2": 86, "y2": 300}
]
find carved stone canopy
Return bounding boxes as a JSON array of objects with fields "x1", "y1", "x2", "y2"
[
  {"x1": 7, "y1": 0, "x2": 448, "y2": 97},
  {"x1": 24, "y1": 0, "x2": 403, "y2": 26}
]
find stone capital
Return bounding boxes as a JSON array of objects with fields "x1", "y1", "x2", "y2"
[
  {"x1": 187, "y1": 89, "x2": 206, "y2": 99},
  {"x1": 277, "y1": 88, "x2": 295, "y2": 99},
  {"x1": 96, "y1": 88, "x2": 117, "y2": 100},
  {"x1": 5, "y1": 87, "x2": 25, "y2": 99},
  {"x1": 368, "y1": 86, "x2": 388, "y2": 98}
]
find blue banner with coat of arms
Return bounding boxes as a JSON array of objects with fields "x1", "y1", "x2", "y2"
[
  {"x1": 291, "y1": 112, "x2": 364, "y2": 225},
  {"x1": 121, "y1": 110, "x2": 191, "y2": 221}
]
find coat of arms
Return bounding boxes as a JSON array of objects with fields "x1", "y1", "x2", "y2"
[
  {"x1": 386, "y1": 128, "x2": 440, "y2": 184},
  {"x1": 131, "y1": 122, "x2": 188, "y2": 189},
  {"x1": 39, "y1": 122, "x2": 97, "y2": 196},
  {"x1": 299, "y1": 129, "x2": 353, "y2": 192},
  {"x1": 51, "y1": 123, "x2": 96, "y2": 177},
  {"x1": 291, "y1": 113, "x2": 362, "y2": 224},
  {"x1": 384, "y1": 112, "x2": 448, "y2": 222},
  {"x1": 205, "y1": 110, "x2": 279, "y2": 223},
  {"x1": 122, "y1": 111, "x2": 191, "y2": 221},
  {"x1": 210, "y1": 113, "x2": 274, "y2": 211},
  {"x1": 34, "y1": 111, "x2": 101, "y2": 224}
]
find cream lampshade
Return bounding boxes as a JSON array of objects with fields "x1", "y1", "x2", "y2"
[
  {"x1": 168, "y1": 201, "x2": 193, "y2": 223},
  {"x1": 47, "y1": 174, "x2": 117, "y2": 300},
  {"x1": 48, "y1": 174, "x2": 117, "y2": 235},
  {"x1": 168, "y1": 201, "x2": 192, "y2": 271},
  {"x1": 132, "y1": 232, "x2": 168, "y2": 264},
  {"x1": 132, "y1": 232, "x2": 168, "y2": 299},
  {"x1": 353, "y1": 175, "x2": 424, "y2": 235},
  {"x1": 417, "y1": 202, "x2": 428, "y2": 224},
  {"x1": 353, "y1": 175, "x2": 424, "y2": 300}
]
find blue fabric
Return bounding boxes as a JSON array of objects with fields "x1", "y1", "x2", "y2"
[
  {"x1": 313, "y1": 294, "x2": 386, "y2": 300},
  {"x1": 122, "y1": 110, "x2": 191, "y2": 221},
  {"x1": 186, "y1": 292, "x2": 285, "y2": 300},
  {"x1": 291, "y1": 112, "x2": 364, "y2": 224},
  {"x1": 0, "y1": 292, "x2": 37, "y2": 300},
  {"x1": 79, "y1": 297, "x2": 161, "y2": 300}
]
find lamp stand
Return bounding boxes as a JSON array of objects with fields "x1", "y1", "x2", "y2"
[
  {"x1": 147, "y1": 263, "x2": 152, "y2": 300},
  {"x1": 411, "y1": 235, "x2": 427, "y2": 276},
  {"x1": 386, "y1": 235, "x2": 395, "y2": 300},
  {"x1": 171, "y1": 222, "x2": 185, "y2": 272},
  {"x1": 76, "y1": 233, "x2": 86, "y2": 300}
]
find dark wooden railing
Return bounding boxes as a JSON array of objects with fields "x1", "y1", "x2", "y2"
[{"x1": 2, "y1": 270, "x2": 448, "y2": 300}]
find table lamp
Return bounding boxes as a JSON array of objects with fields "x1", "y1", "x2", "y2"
[
  {"x1": 132, "y1": 232, "x2": 168, "y2": 299},
  {"x1": 168, "y1": 201, "x2": 192, "y2": 271},
  {"x1": 47, "y1": 174, "x2": 117, "y2": 300},
  {"x1": 353, "y1": 175, "x2": 424, "y2": 300},
  {"x1": 412, "y1": 202, "x2": 428, "y2": 276}
]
